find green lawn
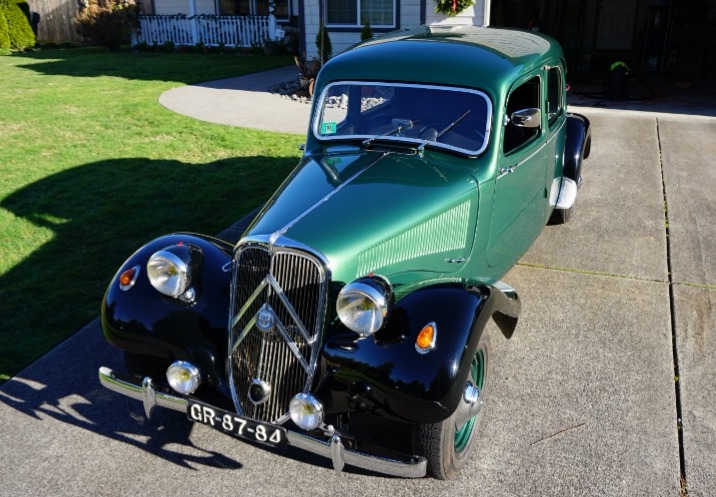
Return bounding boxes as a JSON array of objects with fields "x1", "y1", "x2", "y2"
[{"x1": 0, "y1": 47, "x2": 303, "y2": 382}]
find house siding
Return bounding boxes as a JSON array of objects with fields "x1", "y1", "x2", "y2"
[
  {"x1": 302, "y1": 0, "x2": 486, "y2": 59},
  {"x1": 425, "y1": 3, "x2": 485, "y2": 26},
  {"x1": 154, "y1": 0, "x2": 215, "y2": 15}
]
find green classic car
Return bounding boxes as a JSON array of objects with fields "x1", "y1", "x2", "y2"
[{"x1": 98, "y1": 25, "x2": 591, "y2": 479}]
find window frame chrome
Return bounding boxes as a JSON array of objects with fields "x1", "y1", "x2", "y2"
[{"x1": 312, "y1": 81, "x2": 493, "y2": 157}]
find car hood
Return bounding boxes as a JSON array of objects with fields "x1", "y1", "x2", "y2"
[{"x1": 245, "y1": 150, "x2": 479, "y2": 284}]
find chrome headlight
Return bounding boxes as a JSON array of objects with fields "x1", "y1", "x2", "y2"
[
  {"x1": 146, "y1": 243, "x2": 202, "y2": 299},
  {"x1": 336, "y1": 276, "x2": 392, "y2": 336}
]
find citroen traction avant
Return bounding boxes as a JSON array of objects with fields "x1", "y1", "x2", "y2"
[{"x1": 98, "y1": 25, "x2": 591, "y2": 479}]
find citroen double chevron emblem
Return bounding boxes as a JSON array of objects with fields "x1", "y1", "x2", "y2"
[{"x1": 256, "y1": 307, "x2": 274, "y2": 332}]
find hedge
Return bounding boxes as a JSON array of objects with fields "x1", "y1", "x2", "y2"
[
  {"x1": 0, "y1": 8, "x2": 11, "y2": 51},
  {"x1": 0, "y1": 0, "x2": 35, "y2": 50}
]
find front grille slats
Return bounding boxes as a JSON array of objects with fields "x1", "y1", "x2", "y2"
[{"x1": 228, "y1": 244, "x2": 326, "y2": 424}]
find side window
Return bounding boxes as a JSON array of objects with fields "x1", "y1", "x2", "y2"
[
  {"x1": 503, "y1": 76, "x2": 541, "y2": 155},
  {"x1": 547, "y1": 66, "x2": 564, "y2": 125}
]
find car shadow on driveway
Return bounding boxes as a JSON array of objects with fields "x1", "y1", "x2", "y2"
[
  {"x1": 0, "y1": 319, "x2": 244, "y2": 471},
  {"x1": 0, "y1": 155, "x2": 298, "y2": 475}
]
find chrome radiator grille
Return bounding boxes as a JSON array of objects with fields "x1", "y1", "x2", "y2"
[{"x1": 228, "y1": 244, "x2": 326, "y2": 424}]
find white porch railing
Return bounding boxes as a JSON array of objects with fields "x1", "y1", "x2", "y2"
[{"x1": 134, "y1": 15, "x2": 278, "y2": 47}]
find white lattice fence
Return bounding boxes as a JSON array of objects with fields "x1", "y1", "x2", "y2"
[{"x1": 135, "y1": 15, "x2": 276, "y2": 47}]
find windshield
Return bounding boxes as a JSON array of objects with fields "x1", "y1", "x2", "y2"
[{"x1": 313, "y1": 82, "x2": 492, "y2": 156}]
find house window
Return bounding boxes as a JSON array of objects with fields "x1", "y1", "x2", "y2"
[
  {"x1": 326, "y1": 0, "x2": 395, "y2": 27},
  {"x1": 219, "y1": 0, "x2": 250, "y2": 15},
  {"x1": 218, "y1": 0, "x2": 290, "y2": 21}
]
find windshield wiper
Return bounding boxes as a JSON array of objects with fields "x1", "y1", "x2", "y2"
[
  {"x1": 362, "y1": 119, "x2": 419, "y2": 147},
  {"x1": 436, "y1": 110, "x2": 471, "y2": 139}
]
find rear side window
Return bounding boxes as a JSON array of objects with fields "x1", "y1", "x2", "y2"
[{"x1": 547, "y1": 66, "x2": 564, "y2": 125}]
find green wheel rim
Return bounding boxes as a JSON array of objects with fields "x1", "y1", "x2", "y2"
[{"x1": 454, "y1": 347, "x2": 485, "y2": 452}]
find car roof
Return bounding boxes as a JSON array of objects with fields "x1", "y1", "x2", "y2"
[{"x1": 316, "y1": 26, "x2": 563, "y2": 99}]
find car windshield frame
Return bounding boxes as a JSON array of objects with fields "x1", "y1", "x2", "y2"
[{"x1": 312, "y1": 81, "x2": 493, "y2": 157}]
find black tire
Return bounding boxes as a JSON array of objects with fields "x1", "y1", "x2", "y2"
[{"x1": 413, "y1": 330, "x2": 490, "y2": 479}]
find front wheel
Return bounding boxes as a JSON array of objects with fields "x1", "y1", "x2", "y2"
[{"x1": 413, "y1": 330, "x2": 490, "y2": 479}]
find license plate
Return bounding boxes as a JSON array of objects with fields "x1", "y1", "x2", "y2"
[{"x1": 187, "y1": 400, "x2": 287, "y2": 449}]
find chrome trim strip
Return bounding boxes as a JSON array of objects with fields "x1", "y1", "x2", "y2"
[
  {"x1": 497, "y1": 141, "x2": 547, "y2": 179},
  {"x1": 98, "y1": 367, "x2": 427, "y2": 478},
  {"x1": 268, "y1": 273, "x2": 313, "y2": 344},
  {"x1": 287, "y1": 431, "x2": 427, "y2": 478},
  {"x1": 269, "y1": 153, "x2": 386, "y2": 245},
  {"x1": 274, "y1": 317, "x2": 312, "y2": 372},
  {"x1": 239, "y1": 236, "x2": 332, "y2": 272},
  {"x1": 231, "y1": 278, "x2": 269, "y2": 331}
]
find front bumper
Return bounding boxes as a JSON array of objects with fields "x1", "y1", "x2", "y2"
[{"x1": 98, "y1": 366, "x2": 427, "y2": 478}]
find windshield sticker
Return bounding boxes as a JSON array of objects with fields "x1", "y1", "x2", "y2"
[{"x1": 321, "y1": 122, "x2": 337, "y2": 135}]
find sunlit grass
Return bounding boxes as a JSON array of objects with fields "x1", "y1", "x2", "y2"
[{"x1": 0, "y1": 47, "x2": 303, "y2": 381}]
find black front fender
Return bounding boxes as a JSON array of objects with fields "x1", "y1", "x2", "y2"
[
  {"x1": 317, "y1": 283, "x2": 520, "y2": 424},
  {"x1": 101, "y1": 233, "x2": 233, "y2": 389}
]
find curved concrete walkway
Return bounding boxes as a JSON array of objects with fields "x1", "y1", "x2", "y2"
[{"x1": 159, "y1": 65, "x2": 311, "y2": 134}]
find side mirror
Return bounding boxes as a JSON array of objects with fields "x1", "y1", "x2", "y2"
[{"x1": 508, "y1": 108, "x2": 541, "y2": 128}]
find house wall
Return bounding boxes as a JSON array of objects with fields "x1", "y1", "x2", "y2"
[
  {"x1": 154, "y1": 0, "x2": 215, "y2": 15},
  {"x1": 302, "y1": 0, "x2": 485, "y2": 59},
  {"x1": 425, "y1": 3, "x2": 485, "y2": 27}
]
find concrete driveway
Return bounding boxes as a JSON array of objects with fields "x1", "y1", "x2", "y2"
[{"x1": 1, "y1": 107, "x2": 714, "y2": 496}]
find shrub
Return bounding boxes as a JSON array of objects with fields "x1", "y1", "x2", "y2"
[
  {"x1": 0, "y1": 0, "x2": 35, "y2": 50},
  {"x1": 315, "y1": 23, "x2": 331, "y2": 63},
  {"x1": 0, "y1": 8, "x2": 10, "y2": 52},
  {"x1": 75, "y1": 0, "x2": 138, "y2": 51},
  {"x1": 360, "y1": 21, "x2": 373, "y2": 41}
]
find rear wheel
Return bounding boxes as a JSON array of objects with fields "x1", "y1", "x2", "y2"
[{"x1": 413, "y1": 331, "x2": 490, "y2": 479}]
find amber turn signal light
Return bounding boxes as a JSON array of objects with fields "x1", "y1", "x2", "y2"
[
  {"x1": 119, "y1": 265, "x2": 140, "y2": 291},
  {"x1": 415, "y1": 322, "x2": 437, "y2": 354}
]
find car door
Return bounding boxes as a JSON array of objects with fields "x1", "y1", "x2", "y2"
[{"x1": 487, "y1": 73, "x2": 548, "y2": 269}]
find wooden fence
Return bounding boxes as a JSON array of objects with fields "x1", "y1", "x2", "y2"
[
  {"x1": 27, "y1": 0, "x2": 83, "y2": 43},
  {"x1": 134, "y1": 15, "x2": 277, "y2": 47}
]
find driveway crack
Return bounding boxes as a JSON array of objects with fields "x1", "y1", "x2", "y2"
[{"x1": 657, "y1": 117, "x2": 688, "y2": 496}]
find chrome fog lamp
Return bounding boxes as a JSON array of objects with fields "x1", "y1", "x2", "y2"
[
  {"x1": 166, "y1": 361, "x2": 201, "y2": 394},
  {"x1": 289, "y1": 393, "x2": 324, "y2": 431},
  {"x1": 336, "y1": 276, "x2": 392, "y2": 336}
]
